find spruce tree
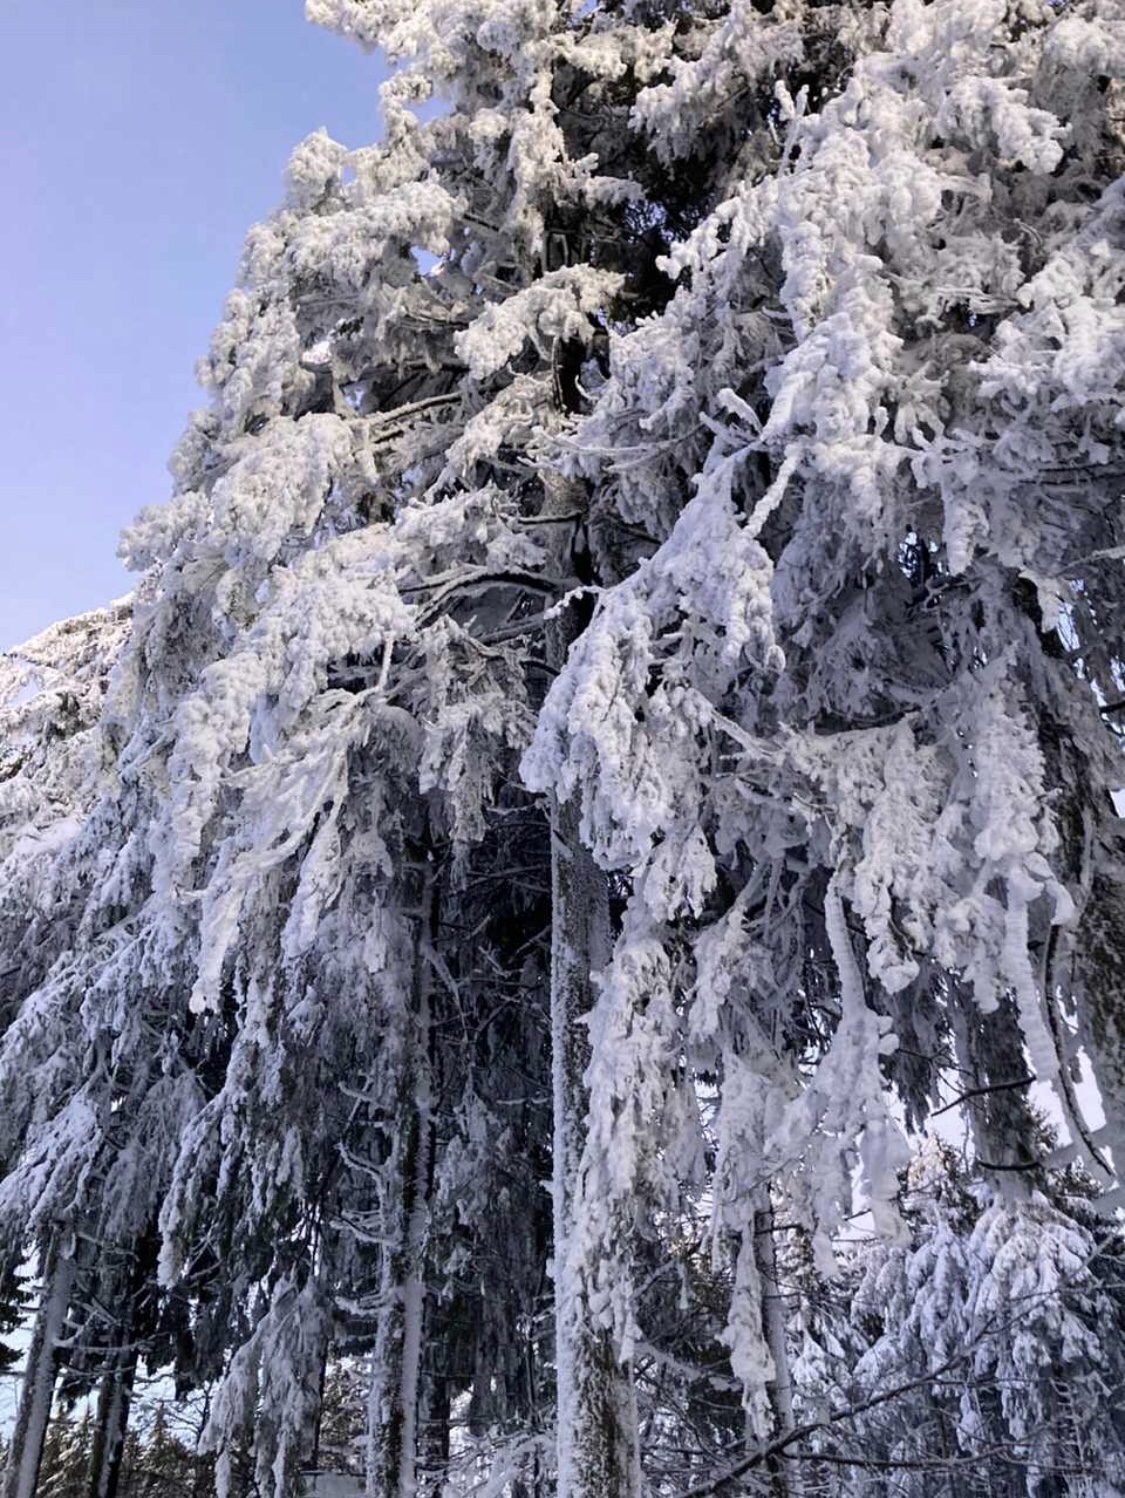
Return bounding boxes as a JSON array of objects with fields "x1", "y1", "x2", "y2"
[
  {"x1": 1, "y1": 2, "x2": 1124, "y2": 1496},
  {"x1": 37, "y1": 1411, "x2": 93, "y2": 1498}
]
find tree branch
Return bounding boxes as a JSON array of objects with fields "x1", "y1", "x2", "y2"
[{"x1": 930, "y1": 1074, "x2": 1034, "y2": 1118}]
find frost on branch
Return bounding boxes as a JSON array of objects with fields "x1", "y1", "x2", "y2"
[{"x1": 2, "y1": 0, "x2": 1125, "y2": 1491}]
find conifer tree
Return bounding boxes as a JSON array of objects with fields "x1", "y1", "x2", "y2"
[
  {"x1": 1, "y1": 1, "x2": 1125, "y2": 1496},
  {"x1": 37, "y1": 1410, "x2": 94, "y2": 1498}
]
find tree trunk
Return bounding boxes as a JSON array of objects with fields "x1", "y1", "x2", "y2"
[
  {"x1": 950, "y1": 987, "x2": 1037, "y2": 1179},
  {"x1": 2, "y1": 1235, "x2": 75, "y2": 1498},
  {"x1": 309, "y1": 1346, "x2": 328, "y2": 1475},
  {"x1": 86, "y1": 1346, "x2": 136, "y2": 1498},
  {"x1": 190, "y1": 1395, "x2": 213, "y2": 1498},
  {"x1": 548, "y1": 607, "x2": 641, "y2": 1498},
  {"x1": 418, "y1": 1367, "x2": 449, "y2": 1498},
  {"x1": 753, "y1": 1199, "x2": 796, "y2": 1498},
  {"x1": 366, "y1": 872, "x2": 436, "y2": 1498}
]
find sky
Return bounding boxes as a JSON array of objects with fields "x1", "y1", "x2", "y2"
[{"x1": 0, "y1": 0, "x2": 389, "y2": 650}]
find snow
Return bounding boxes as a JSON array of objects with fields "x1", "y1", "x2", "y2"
[{"x1": 4, "y1": 0, "x2": 1125, "y2": 1489}]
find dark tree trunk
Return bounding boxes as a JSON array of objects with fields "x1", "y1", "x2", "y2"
[
  {"x1": 2, "y1": 1235, "x2": 75, "y2": 1498},
  {"x1": 86, "y1": 1347, "x2": 137, "y2": 1498},
  {"x1": 366, "y1": 870, "x2": 436, "y2": 1498}
]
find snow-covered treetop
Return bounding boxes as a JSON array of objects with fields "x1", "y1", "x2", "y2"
[{"x1": 0, "y1": 601, "x2": 131, "y2": 861}]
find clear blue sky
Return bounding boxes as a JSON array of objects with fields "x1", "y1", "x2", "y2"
[{"x1": 0, "y1": 1, "x2": 387, "y2": 649}]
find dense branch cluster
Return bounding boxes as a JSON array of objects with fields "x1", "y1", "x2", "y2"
[{"x1": 3, "y1": 1, "x2": 1125, "y2": 1494}]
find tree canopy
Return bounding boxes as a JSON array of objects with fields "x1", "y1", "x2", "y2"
[{"x1": 3, "y1": 1, "x2": 1125, "y2": 1495}]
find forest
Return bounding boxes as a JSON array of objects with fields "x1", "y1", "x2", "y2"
[{"x1": 3, "y1": 0, "x2": 1125, "y2": 1494}]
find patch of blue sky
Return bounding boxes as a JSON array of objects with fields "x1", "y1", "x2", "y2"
[{"x1": 0, "y1": 0, "x2": 388, "y2": 648}]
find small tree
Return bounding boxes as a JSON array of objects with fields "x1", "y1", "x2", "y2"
[{"x1": 38, "y1": 1410, "x2": 94, "y2": 1498}]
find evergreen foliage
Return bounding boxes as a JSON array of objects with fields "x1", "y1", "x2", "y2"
[{"x1": 3, "y1": 0, "x2": 1125, "y2": 1494}]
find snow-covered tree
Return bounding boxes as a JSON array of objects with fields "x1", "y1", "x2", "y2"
[
  {"x1": 524, "y1": 0, "x2": 1125, "y2": 1456},
  {"x1": 35, "y1": 1410, "x2": 93, "y2": 1498},
  {"x1": 0, "y1": 604, "x2": 139, "y2": 1498},
  {"x1": 2, "y1": 0, "x2": 1125, "y2": 1495},
  {"x1": 788, "y1": 1139, "x2": 1125, "y2": 1496}
]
